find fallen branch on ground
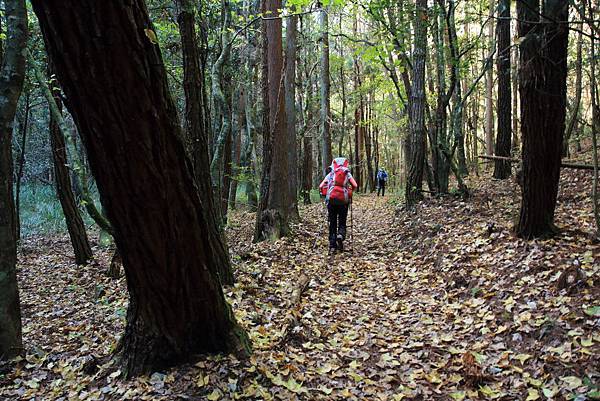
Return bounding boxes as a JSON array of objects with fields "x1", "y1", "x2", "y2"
[
  {"x1": 478, "y1": 154, "x2": 595, "y2": 170},
  {"x1": 276, "y1": 273, "x2": 310, "y2": 346}
]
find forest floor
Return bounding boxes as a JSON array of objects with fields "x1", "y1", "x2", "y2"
[{"x1": 1, "y1": 167, "x2": 599, "y2": 401}]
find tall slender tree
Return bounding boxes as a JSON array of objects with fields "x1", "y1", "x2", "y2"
[
  {"x1": 0, "y1": 0, "x2": 27, "y2": 361},
  {"x1": 516, "y1": 0, "x2": 569, "y2": 238},
  {"x1": 484, "y1": 0, "x2": 495, "y2": 156},
  {"x1": 493, "y1": 0, "x2": 511, "y2": 178},
  {"x1": 48, "y1": 67, "x2": 94, "y2": 265},
  {"x1": 176, "y1": 0, "x2": 233, "y2": 284},
  {"x1": 285, "y1": 11, "x2": 300, "y2": 220},
  {"x1": 563, "y1": 26, "x2": 583, "y2": 157},
  {"x1": 255, "y1": 0, "x2": 291, "y2": 241},
  {"x1": 31, "y1": 0, "x2": 249, "y2": 376},
  {"x1": 319, "y1": 4, "x2": 333, "y2": 171},
  {"x1": 405, "y1": 0, "x2": 428, "y2": 206}
]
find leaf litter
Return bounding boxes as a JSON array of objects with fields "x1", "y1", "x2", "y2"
[{"x1": 1, "y1": 168, "x2": 599, "y2": 400}]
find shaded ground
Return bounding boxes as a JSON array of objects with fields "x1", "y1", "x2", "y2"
[{"x1": 1, "y1": 169, "x2": 599, "y2": 400}]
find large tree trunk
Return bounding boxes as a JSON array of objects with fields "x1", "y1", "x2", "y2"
[
  {"x1": 516, "y1": 0, "x2": 569, "y2": 238},
  {"x1": 31, "y1": 0, "x2": 249, "y2": 376},
  {"x1": 255, "y1": 0, "x2": 291, "y2": 241},
  {"x1": 285, "y1": 13, "x2": 299, "y2": 220},
  {"x1": 49, "y1": 67, "x2": 94, "y2": 265},
  {"x1": 319, "y1": 5, "x2": 333, "y2": 171},
  {"x1": 405, "y1": 0, "x2": 428, "y2": 206},
  {"x1": 493, "y1": 0, "x2": 512, "y2": 179},
  {"x1": 0, "y1": 0, "x2": 27, "y2": 361}
]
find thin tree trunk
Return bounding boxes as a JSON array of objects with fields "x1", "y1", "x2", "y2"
[
  {"x1": 493, "y1": 0, "x2": 512, "y2": 178},
  {"x1": 364, "y1": 94, "x2": 375, "y2": 191},
  {"x1": 563, "y1": 26, "x2": 583, "y2": 158},
  {"x1": 176, "y1": 0, "x2": 233, "y2": 285},
  {"x1": 405, "y1": 0, "x2": 427, "y2": 206},
  {"x1": 0, "y1": 0, "x2": 27, "y2": 361},
  {"x1": 221, "y1": 112, "x2": 233, "y2": 218},
  {"x1": 591, "y1": 31, "x2": 600, "y2": 233},
  {"x1": 210, "y1": 3, "x2": 232, "y2": 198},
  {"x1": 485, "y1": 0, "x2": 495, "y2": 156},
  {"x1": 285, "y1": 12, "x2": 299, "y2": 220},
  {"x1": 32, "y1": 0, "x2": 249, "y2": 376},
  {"x1": 48, "y1": 66, "x2": 93, "y2": 265},
  {"x1": 319, "y1": 5, "x2": 333, "y2": 170},
  {"x1": 229, "y1": 90, "x2": 244, "y2": 211},
  {"x1": 512, "y1": 38, "x2": 519, "y2": 153},
  {"x1": 15, "y1": 91, "x2": 29, "y2": 240},
  {"x1": 243, "y1": 90, "x2": 258, "y2": 211}
]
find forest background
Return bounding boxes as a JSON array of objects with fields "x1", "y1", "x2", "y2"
[{"x1": 0, "y1": 0, "x2": 599, "y2": 399}]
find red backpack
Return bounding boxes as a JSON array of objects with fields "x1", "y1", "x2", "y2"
[{"x1": 327, "y1": 158, "x2": 352, "y2": 205}]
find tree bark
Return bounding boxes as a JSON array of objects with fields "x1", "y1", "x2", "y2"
[
  {"x1": 405, "y1": 0, "x2": 428, "y2": 206},
  {"x1": 516, "y1": 0, "x2": 569, "y2": 239},
  {"x1": 431, "y1": 7, "x2": 450, "y2": 194},
  {"x1": 255, "y1": 0, "x2": 291, "y2": 241},
  {"x1": 319, "y1": 5, "x2": 333, "y2": 171},
  {"x1": 221, "y1": 112, "x2": 233, "y2": 218},
  {"x1": 48, "y1": 67, "x2": 94, "y2": 265},
  {"x1": 485, "y1": 0, "x2": 495, "y2": 156},
  {"x1": 301, "y1": 133, "x2": 313, "y2": 204},
  {"x1": 31, "y1": 0, "x2": 249, "y2": 376},
  {"x1": 14, "y1": 91, "x2": 29, "y2": 240},
  {"x1": 493, "y1": 0, "x2": 512, "y2": 179},
  {"x1": 285, "y1": 12, "x2": 299, "y2": 220},
  {"x1": 210, "y1": 4, "x2": 233, "y2": 206},
  {"x1": 229, "y1": 90, "x2": 244, "y2": 211},
  {"x1": 176, "y1": 0, "x2": 233, "y2": 285},
  {"x1": 0, "y1": 0, "x2": 27, "y2": 361},
  {"x1": 563, "y1": 27, "x2": 583, "y2": 158},
  {"x1": 590, "y1": 30, "x2": 600, "y2": 233}
]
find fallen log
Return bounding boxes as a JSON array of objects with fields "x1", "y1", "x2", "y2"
[
  {"x1": 478, "y1": 155, "x2": 595, "y2": 170},
  {"x1": 276, "y1": 273, "x2": 310, "y2": 346},
  {"x1": 289, "y1": 273, "x2": 310, "y2": 307}
]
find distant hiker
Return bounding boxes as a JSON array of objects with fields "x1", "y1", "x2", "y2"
[
  {"x1": 320, "y1": 166, "x2": 333, "y2": 198},
  {"x1": 377, "y1": 168, "x2": 388, "y2": 197},
  {"x1": 319, "y1": 157, "x2": 358, "y2": 253}
]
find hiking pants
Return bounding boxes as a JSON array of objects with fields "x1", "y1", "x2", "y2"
[
  {"x1": 327, "y1": 203, "x2": 349, "y2": 248},
  {"x1": 377, "y1": 180, "x2": 386, "y2": 196}
]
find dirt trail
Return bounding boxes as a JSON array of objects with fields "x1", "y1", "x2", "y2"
[{"x1": 2, "y1": 180, "x2": 599, "y2": 400}]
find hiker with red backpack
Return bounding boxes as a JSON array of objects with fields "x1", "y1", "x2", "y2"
[{"x1": 318, "y1": 157, "x2": 358, "y2": 253}]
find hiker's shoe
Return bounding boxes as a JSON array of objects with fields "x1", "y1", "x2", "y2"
[
  {"x1": 329, "y1": 247, "x2": 337, "y2": 255},
  {"x1": 336, "y1": 234, "x2": 344, "y2": 251}
]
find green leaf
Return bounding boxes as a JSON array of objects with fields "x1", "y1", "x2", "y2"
[
  {"x1": 584, "y1": 306, "x2": 600, "y2": 317},
  {"x1": 560, "y1": 376, "x2": 583, "y2": 389}
]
